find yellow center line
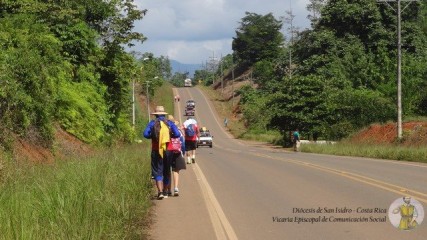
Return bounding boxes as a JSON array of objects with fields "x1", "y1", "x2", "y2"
[{"x1": 249, "y1": 152, "x2": 427, "y2": 204}]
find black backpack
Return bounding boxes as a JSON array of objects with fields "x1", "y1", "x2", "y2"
[{"x1": 151, "y1": 119, "x2": 169, "y2": 142}]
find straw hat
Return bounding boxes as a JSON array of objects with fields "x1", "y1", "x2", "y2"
[{"x1": 151, "y1": 106, "x2": 168, "y2": 115}]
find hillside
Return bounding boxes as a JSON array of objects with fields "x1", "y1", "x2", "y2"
[
  {"x1": 212, "y1": 67, "x2": 427, "y2": 148},
  {"x1": 349, "y1": 122, "x2": 427, "y2": 146},
  {"x1": 8, "y1": 127, "x2": 92, "y2": 163}
]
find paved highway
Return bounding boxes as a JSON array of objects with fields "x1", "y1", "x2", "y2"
[{"x1": 152, "y1": 86, "x2": 427, "y2": 240}]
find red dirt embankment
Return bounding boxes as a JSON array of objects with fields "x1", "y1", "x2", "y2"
[
  {"x1": 10, "y1": 127, "x2": 92, "y2": 163},
  {"x1": 350, "y1": 122, "x2": 427, "y2": 146}
]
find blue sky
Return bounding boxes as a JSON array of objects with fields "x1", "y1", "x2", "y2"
[{"x1": 131, "y1": 0, "x2": 311, "y2": 64}]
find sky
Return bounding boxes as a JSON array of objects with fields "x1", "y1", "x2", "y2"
[{"x1": 131, "y1": 0, "x2": 312, "y2": 64}]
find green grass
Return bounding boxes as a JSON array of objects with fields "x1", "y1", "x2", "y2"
[
  {"x1": 0, "y1": 80, "x2": 176, "y2": 239},
  {"x1": 0, "y1": 144, "x2": 153, "y2": 239},
  {"x1": 152, "y1": 81, "x2": 174, "y2": 116},
  {"x1": 241, "y1": 129, "x2": 282, "y2": 143},
  {"x1": 302, "y1": 142, "x2": 427, "y2": 163},
  {"x1": 135, "y1": 81, "x2": 174, "y2": 140}
]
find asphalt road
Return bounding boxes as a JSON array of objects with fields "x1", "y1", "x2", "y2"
[{"x1": 151, "y1": 86, "x2": 427, "y2": 240}]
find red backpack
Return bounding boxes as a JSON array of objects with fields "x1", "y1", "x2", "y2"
[{"x1": 167, "y1": 137, "x2": 182, "y2": 153}]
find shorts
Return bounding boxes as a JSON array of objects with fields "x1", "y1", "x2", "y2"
[
  {"x1": 185, "y1": 140, "x2": 197, "y2": 151},
  {"x1": 169, "y1": 151, "x2": 186, "y2": 171}
]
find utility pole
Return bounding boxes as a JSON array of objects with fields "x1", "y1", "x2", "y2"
[
  {"x1": 288, "y1": 2, "x2": 293, "y2": 79},
  {"x1": 283, "y1": 2, "x2": 296, "y2": 79},
  {"x1": 138, "y1": 57, "x2": 149, "y2": 125},
  {"x1": 377, "y1": 0, "x2": 418, "y2": 139},
  {"x1": 132, "y1": 78, "x2": 136, "y2": 128},
  {"x1": 232, "y1": 68, "x2": 235, "y2": 106},
  {"x1": 209, "y1": 52, "x2": 217, "y2": 84},
  {"x1": 146, "y1": 80, "x2": 151, "y2": 123},
  {"x1": 220, "y1": 54, "x2": 224, "y2": 94},
  {"x1": 146, "y1": 76, "x2": 159, "y2": 123}
]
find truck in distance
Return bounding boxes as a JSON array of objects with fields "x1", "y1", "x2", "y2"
[{"x1": 184, "y1": 78, "x2": 192, "y2": 87}]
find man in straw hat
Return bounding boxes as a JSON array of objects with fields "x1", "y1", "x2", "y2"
[{"x1": 143, "y1": 106, "x2": 181, "y2": 200}]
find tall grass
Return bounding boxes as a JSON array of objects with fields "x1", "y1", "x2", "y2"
[
  {"x1": 241, "y1": 129, "x2": 282, "y2": 143},
  {"x1": 302, "y1": 143, "x2": 427, "y2": 163},
  {"x1": 0, "y1": 144, "x2": 153, "y2": 239},
  {"x1": 135, "y1": 81, "x2": 174, "y2": 140},
  {"x1": 152, "y1": 81, "x2": 174, "y2": 115}
]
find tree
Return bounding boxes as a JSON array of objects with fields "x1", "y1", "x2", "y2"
[
  {"x1": 232, "y1": 12, "x2": 284, "y2": 68},
  {"x1": 0, "y1": 13, "x2": 65, "y2": 146},
  {"x1": 306, "y1": 0, "x2": 327, "y2": 26},
  {"x1": 170, "y1": 72, "x2": 189, "y2": 87},
  {"x1": 0, "y1": 0, "x2": 148, "y2": 146},
  {"x1": 268, "y1": 75, "x2": 329, "y2": 136}
]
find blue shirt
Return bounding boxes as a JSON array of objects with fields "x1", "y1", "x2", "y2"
[{"x1": 143, "y1": 115, "x2": 181, "y2": 139}]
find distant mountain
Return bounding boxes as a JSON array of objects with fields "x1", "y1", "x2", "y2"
[{"x1": 170, "y1": 60, "x2": 202, "y2": 78}]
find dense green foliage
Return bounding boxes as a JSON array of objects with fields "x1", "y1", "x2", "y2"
[
  {"x1": 232, "y1": 2, "x2": 427, "y2": 142},
  {"x1": 232, "y1": 12, "x2": 284, "y2": 67},
  {"x1": 0, "y1": 0, "x2": 167, "y2": 149},
  {"x1": 170, "y1": 71, "x2": 190, "y2": 87}
]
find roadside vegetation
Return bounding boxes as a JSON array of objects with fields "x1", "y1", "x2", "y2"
[
  {"x1": 0, "y1": 79, "x2": 174, "y2": 239},
  {"x1": 199, "y1": 84, "x2": 427, "y2": 163},
  {"x1": 194, "y1": 2, "x2": 427, "y2": 163},
  {"x1": 1, "y1": 0, "x2": 427, "y2": 238},
  {"x1": 0, "y1": 144, "x2": 152, "y2": 239},
  {"x1": 301, "y1": 143, "x2": 427, "y2": 163},
  {"x1": 196, "y1": 2, "x2": 427, "y2": 149}
]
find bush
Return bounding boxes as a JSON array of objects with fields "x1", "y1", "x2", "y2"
[{"x1": 56, "y1": 81, "x2": 111, "y2": 143}]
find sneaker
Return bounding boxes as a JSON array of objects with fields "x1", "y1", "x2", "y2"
[
  {"x1": 167, "y1": 191, "x2": 173, "y2": 197},
  {"x1": 174, "y1": 188, "x2": 179, "y2": 196},
  {"x1": 157, "y1": 192, "x2": 164, "y2": 200},
  {"x1": 192, "y1": 158, "x2": 195, "y2": 163},
  {"x1": 162, "y1": 192, "x2": 169, "y2": 198},
  {"x1": 187, "y1": 161, "x2": 191, "y2": 164}
]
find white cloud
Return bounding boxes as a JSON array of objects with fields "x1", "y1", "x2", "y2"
[{"x1": 131, "y1": 0, "x2": 311, "y2": 64}]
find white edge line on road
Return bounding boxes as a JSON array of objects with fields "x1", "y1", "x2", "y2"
[
  {"x1": 196, "y1": 87, "x2": 244, "y2": 146},
  {"x1": 193, "y1": 163, "x2": 238, "y2": 240},
  {"x1": 175, "y1": 87, "x2": 237, "y2": 239}
]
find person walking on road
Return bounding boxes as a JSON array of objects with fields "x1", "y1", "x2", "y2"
[
  {"x1": 143, "y1": 106, "x2": 181, "y2": 200},
  {"x1": 168, "y1": 120, "x2": 186, "y2": 196},
  {"x1": 293, "y1": 129, "x2": 300, "y2": 152},
  {"x1": 183, "y1": 116, "x2": 199, "y2": 164}
]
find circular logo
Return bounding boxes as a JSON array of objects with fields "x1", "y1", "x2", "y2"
[{"x1": 388, "y1": 196, "x2": 424, "y2": 230}]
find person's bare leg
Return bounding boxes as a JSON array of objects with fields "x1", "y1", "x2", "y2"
[
  {"x1": 191, "y1": 149, "x2": 196, "y2": 163},
  {"x1": 173, "y1": 170, "x2": 180, "y2": 196},
  {"x1": 186, "y1": 151, "x2": 191, "y2": 164}
]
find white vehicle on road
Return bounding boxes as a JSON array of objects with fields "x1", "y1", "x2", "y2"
[
  {"x1": 197, "y1": 130, "x2": 213, "y2": 148},
  {"x1": 184, "y1": 78, "x2": 192, "y2": 87}
]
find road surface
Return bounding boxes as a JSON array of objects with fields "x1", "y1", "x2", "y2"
[{"x1": 150, "y1": 86, "x2": 427, "y2": 240}]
